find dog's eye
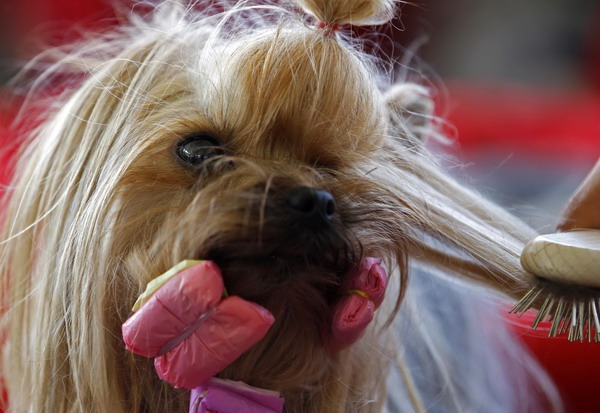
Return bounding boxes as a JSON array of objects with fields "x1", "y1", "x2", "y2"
[{"x1": 177, "y1": 134, "x2": 223, "y2": 166}]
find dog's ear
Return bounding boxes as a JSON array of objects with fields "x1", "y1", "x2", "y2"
[{"x1": 384, "y1": 83, "x2": 433, "y2": 148}]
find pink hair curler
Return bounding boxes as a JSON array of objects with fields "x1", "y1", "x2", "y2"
[
  {"x1": 329, "y1": 257, "x2": 388, "y2": 352},
  {"x1": 122, "y1": 260, "x2": 275, "y2": 389},
  {"x1": 190, "y1": 378, "x2": 284, "y2": 413}
]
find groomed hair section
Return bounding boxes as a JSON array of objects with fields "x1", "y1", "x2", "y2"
[{"x1": 208, "y1": 31, "x2": 386, "y2": 166}]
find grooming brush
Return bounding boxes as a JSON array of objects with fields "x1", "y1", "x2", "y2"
[{"x1": 510, "y1": 229, "x2": 600, "y2": 342}]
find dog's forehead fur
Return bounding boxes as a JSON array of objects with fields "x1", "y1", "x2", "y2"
[{"x1": 186, "y1": 30, "x2": 386, "y2": 166}]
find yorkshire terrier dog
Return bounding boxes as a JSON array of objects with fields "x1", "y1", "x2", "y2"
[{"x1": 1, "y1": 0, "x2": 559, "y2": 412}]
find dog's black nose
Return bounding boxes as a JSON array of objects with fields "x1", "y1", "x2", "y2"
[{"x1": 287, "y1": 186, "x2": 336, "y2": 223}]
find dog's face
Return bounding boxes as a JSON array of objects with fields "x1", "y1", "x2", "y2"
[{"x1": 95, "y1": 30, "x2": 409, "y2": 396}]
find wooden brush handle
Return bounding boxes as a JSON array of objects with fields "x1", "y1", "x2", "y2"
[{"x1": 521, "y1": 230, "x2": 600, "y2": 287}]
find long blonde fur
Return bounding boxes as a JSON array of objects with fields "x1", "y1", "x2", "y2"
[{"x1": 1, "y1": 1, "x2": 556, "y2": 412}]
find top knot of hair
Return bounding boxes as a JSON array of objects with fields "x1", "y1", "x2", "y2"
[{"x1": 294, "y1": 0, "x2": 398, "y2": 26}]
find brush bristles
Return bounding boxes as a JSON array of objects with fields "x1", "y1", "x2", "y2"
[{"x1": 510, "y1": 284, "x2": 600, "y2": 343}]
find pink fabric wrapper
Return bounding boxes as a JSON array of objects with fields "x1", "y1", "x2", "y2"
[
  {"x1": 341, "y1": 257, "x2": 387, "y2": 309},
  {"x1": 122, "y1": 261, "x2": 275, "y2": 389},
  {"x1": 329, "y1": 295, "x2": 374, "y2": 352},
  {"x1": 122, "y1": 262, "x2": 223, "y2": 357},
  {"x1": 329, "y1": 257, "x2": 387, "y2": 352},
  {"x1": 190, "y1": 378, "x2": 284, "y2": 413},
  {"x1": 155, "y1": 296, "x2": 274, "y2": 388}
]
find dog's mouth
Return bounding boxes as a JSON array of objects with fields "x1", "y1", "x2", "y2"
[{"x1": 202, "y1": 234, "x2": 358, "y2": 306}]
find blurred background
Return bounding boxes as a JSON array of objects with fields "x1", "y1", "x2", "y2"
[
  {"x1": 0, "y1": 0, "x2": 598, "y2": 411},
  {"x1": 397, "y1": 0, "x2": 600, "y2": 232}
]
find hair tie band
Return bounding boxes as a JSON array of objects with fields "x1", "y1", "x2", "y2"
[
  {"x1": 343, "y1": 289, "x2": 372, "y2": 301},
  {"x1": 315, "y1": 21, "x2": 341, "y2": 35}
]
